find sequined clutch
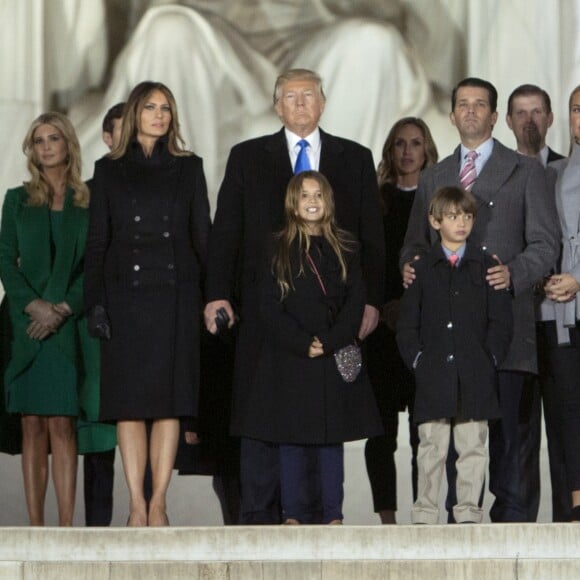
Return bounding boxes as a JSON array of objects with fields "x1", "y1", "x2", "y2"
[{"x1": 334, "y1": 343, "x2": 362, "y2": 383}]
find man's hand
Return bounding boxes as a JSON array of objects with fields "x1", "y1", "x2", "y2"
[
  {"x1": 204, "y1": 300, "x2": 235, "y2": 334},
  {"x1": 184, "y1": 431, "x2": 201, "y2": 445},
  {"x1": 308, "y1": 336, "x2": 324, "y2": 358},
  {"x1": 382, "y1": 299, "x2": 400, "y2": 332},
  {"x1": 402, "y1": 255, "x2": 421, "y2": 288},
  {"x1": 486, "y1": 254, "x2": 511, "y2": 290},
  {"x1": 358, "y1": 304, "x2": 379, "y2": 340}
]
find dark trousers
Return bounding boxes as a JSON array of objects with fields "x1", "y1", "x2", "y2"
[
  {"x1": 280, "y1": 443, "x2": 344, "y2": 523},
  {"x1": 545, "y1": 321, "x2": 580, "y2": 501},
  {"x1": 240, "y1": 437, "x2": 282, "y2": 524},
  {"x1": 212, "y1": 474, "x2": 241, "y2": 525},
  {"x1": 84, "y1": 449, "x2": 115, "y2": 526},
  {"x1": 520, "y1": 323, "x2": 571, "y2": 521},
  {"x1": 240, "y1": 437, "x2": 323, "y2": 524},
  {"x1": 365, "y1": 410, "x2": 419, "y2": 512},
  {"x1": 488, "y1": 371, "x2": 528, "y2": 522}
]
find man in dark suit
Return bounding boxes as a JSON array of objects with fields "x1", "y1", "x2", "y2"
[
  {"x1": 401, "y1": 77, "x2": 560, "y2": 522},
  {"x1": 505, "y1": 84, "x2": 569, "y2": 522},
  {"x1": 204, "y1": 68, "x2": 385, "y2": 524}
]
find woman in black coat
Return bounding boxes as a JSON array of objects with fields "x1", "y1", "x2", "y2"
[
  {"x1": 83, "y1": 81, "x2": 211, "y2": 527},
  {"x1": 364, "y1": 117, "x2": 438, "y2": 523}
]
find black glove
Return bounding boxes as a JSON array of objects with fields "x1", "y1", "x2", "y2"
[
  {"x1": 87, "y1": 305, "x2": 111, "y2": 340},
  {"x1": 215, "y1": 307, "x2": 230, "y2": 334}
]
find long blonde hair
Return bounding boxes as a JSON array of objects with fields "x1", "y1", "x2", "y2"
[
  {"x1": 272, "y1": 171, "x2": 355, "y2": 299},
  {"x1": 110, "y1": 81, "x2": 191, "y2": 159},
  {"x1": 376, "y1": 117, "x2": 438, "y2": 187},
  {"x1": 22, "y1": 112, "x2": 89, "y2": 208}
]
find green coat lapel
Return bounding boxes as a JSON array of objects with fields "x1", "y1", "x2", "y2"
[{"x1": 43, "y1": 189, "x2": 83, "y2": 303}]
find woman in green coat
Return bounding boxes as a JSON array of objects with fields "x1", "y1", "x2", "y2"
[{"x1": 0, "y1": 112, "x2": 90, "y2": 526}]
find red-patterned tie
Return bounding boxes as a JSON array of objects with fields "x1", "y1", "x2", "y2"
[
  {"x1": 449, "y1": 254, "x2": 459, "y2": 268},
  {"x1": 459, "y1": 150, "x2": 478, "y2": 190}
]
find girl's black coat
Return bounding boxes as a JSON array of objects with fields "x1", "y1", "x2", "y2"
[
  {"x1": 239, "y1": 237, "x2": 383, "y2": 444},
  {"x1": 397, "y1": 242, "x2": 513, "y2": 424}
]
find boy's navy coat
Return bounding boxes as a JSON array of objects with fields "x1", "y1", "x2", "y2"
[{"x1": 397, "y1": 241, "x2": 513, "y2": 424}]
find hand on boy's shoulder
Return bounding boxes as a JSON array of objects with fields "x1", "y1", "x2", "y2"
[
  {"x1": 485, "y1": 254, "x2": 511, "y2": 291},
  {"x1": 402, "y1": 255, "x2": 421, "y2": 288}
]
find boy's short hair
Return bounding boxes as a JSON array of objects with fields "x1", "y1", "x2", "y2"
[
  {"x1": 102, "y1": 102, "x2": 125, "y2": 134},
  {"x1": 429, "y1": 186, "x2": 478, "y2": 222}
]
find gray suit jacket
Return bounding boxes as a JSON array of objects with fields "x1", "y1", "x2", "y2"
[{"x1": 401, "y1": 139, "x2": 560, "y2": 373}]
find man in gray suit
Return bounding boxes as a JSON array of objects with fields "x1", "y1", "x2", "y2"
[
  {"x1": 401, "y1": 77, "x2": 560, "y2": 522},
  {"x1": 506, "y1": 83, "x2": 568, "y2": 522}
]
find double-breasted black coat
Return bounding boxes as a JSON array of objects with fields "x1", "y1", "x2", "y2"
[
  {"x1": 239, "y1": 237, "x2": 382, "y2": 444},
  {"x1": 205, "y1": 128, "x2": 385, "y2": 436},
  {"x1": 83, "y1": 141, "x2": 211, "y2": 421},
  {"x1": 396, "y1": 242, "x2": 513, "y2": 424}
]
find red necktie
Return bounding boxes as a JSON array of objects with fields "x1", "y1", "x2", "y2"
[{"x1": 449, "y1": 254, "x2": 459, "y2": 268}]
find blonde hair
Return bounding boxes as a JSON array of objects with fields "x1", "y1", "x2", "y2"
[
  {"x1": 273, "y1": 69, "x2": 326, "y2": 104},
  {"x1": 22, "y1": 112, "x2": 89, "y2": 208},
  {"x1": 110, "y1": 81, "x2": 191, "y2": 159},
  {"x1": 272, "y1": 171, "x2": 355, "y2": 299},
  {"x1": 377, "y1": 117, "x2": 438, "y2": 188}
]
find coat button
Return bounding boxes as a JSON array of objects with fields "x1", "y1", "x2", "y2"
[
  {"x1": 167, "y1": 264, "x2": 174, "y2": 270},
  {"x1": 132, "y1": 280, "x2": 140, "y2": 287},
  {"x1": 133, "y1": 265, "x2": 140, "y2": 271},
  {"x1": 163, "y1": 215, "x2": 169, "y2": 221},
  {"x1": 163, "y1": 232, "x2": 170, "y2": 238},
  {"x1": 446, "y1": 354, "x2": 455, "y2": 362},
  {"x1": 134, "y1": 234, "x2": 140, "y2": 240},
  {"x1": 482, "y1": 245, "x2": 487, "y2": 251},
  {"x1": 134, "y1": 215, "x2": 141, "y2": 222},
  {"x1": 488, "y1": 201, "x2": 494, "y2": 207},
  {"x1": 447, "y1": 321, "x2": 453, "y2": 329},
  {"x1": 133, "y1": 248, "x2": 140, "y2": 254}
]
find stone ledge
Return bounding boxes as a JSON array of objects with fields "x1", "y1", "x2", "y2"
[
  {"x1": 1, "y1": 524, "x2": 579, "y2": 564},
  {"x1": 3, "y1": 560, "x2": 580, "y2": 580}
]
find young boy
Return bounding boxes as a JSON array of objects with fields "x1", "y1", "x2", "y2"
[{"x1": 396, "y1": 186, "x2": 513, "y2": 524}]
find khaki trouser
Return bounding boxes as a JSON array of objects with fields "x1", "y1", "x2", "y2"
[{"x1": 412, "y1": 418, "x2": 487, "y2": 524}]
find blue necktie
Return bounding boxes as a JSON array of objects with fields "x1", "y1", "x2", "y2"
[{"x1": 294, "y1": 139, "x2": 311, "y2": 174}]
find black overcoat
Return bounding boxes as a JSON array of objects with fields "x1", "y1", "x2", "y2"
[
  {"x1": 239, "y1": 237, "x2": 382, "y2": 444},
  {"x1": 397, "y1": 242, "x2": 513, "y2": 424},
  {"x1": 205, "y1": 128, "x2": 385, "y2": 436},
  {"x1": 83, "y1": 141, "x2": 211, "y2": 421}
]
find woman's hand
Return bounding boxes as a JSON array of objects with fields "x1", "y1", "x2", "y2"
[
  {"x1": 53, "y1": 302, "x2": 72, "y2": 318},
  {"x1": 544, "y1": 273, "x2": 580, "y2": 303},
  {"x1": 308, "y1": 336, "x2": 324, "y2": 358},
  {"x1": 24, "y1": 299, "x2": 64, "y2": 333},
  {"x1": 26, "y1": 320, "x2": 53, "y2": 340}
]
